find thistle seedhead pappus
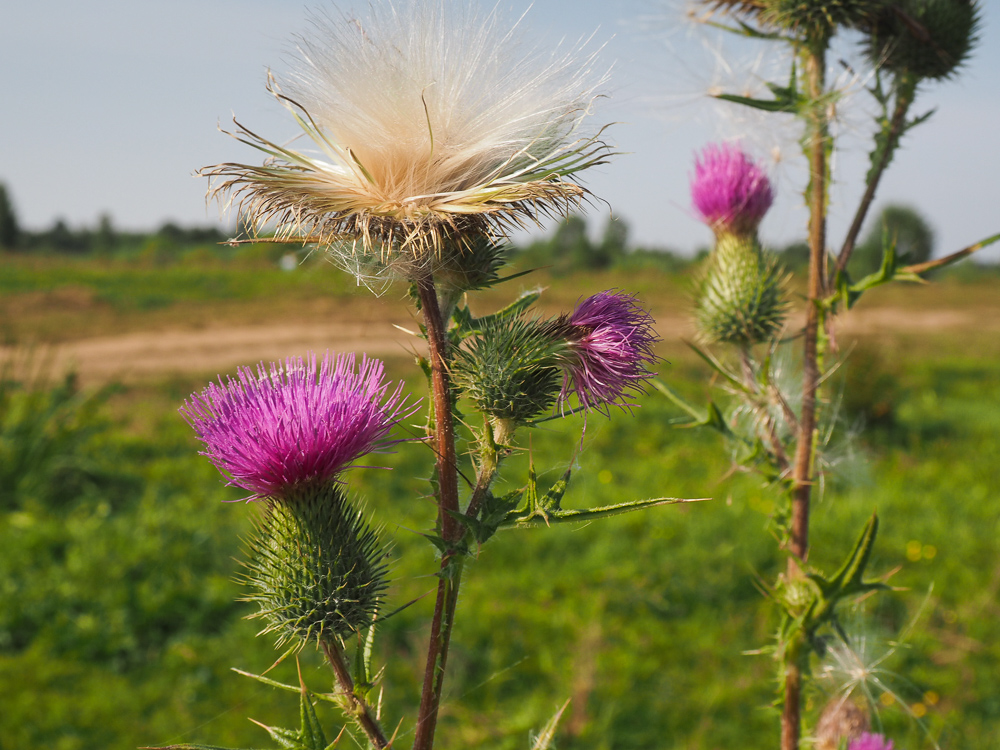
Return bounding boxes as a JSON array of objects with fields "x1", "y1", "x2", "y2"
[
  {"x1": 199, "y1": 0, "x2": 612, "y2": 276},
  {"x1": 815, "y1": 695, "x2": 871, "y2": 750},
  {"x1": 242, "y1": 484, "x2": 390, "y2": 646}
]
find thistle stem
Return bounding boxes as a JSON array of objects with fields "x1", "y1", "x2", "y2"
[
  {"x1": 783, "y1": 40, "x2": 830, "y2": 750},
  {"x1": 834, "y1": 72, "x2": 917, "y2": 280},
  {"x1": 321, "y1": 639, "x2": 389, "y2": 749},
  {"x1": 413, "y1": 273, "x2": 463, "y2": 750}
]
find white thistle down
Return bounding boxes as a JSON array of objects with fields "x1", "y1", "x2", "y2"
[{"x1": 202, "y1": 0, "x2": 611, "y2": 265}]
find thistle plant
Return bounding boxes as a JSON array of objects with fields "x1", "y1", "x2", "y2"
[
  {"x1": 691, "y1": 143, "x2": 787, "y2": 346},
  {"x1": 159, "y1": 3, "x2": 697, "y2": 750},
  {"x1": 660, "y1": 0, "x2": 997, "y2": 748}
]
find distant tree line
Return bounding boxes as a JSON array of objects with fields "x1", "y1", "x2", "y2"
[
  {"x1": 0, "y1": 181, "x2": 969, "y2": 277},
  {"x1": 0, "y1": 183, "x2": 227, "y2": 255}
]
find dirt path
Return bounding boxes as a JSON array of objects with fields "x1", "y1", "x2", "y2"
[{"x1": 7, "y1": 306, "x2": 993, "y2": 386}]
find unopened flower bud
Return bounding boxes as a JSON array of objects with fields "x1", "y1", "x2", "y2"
[
  {"x1": 242, "y1": 484, "x2": 390, "y2": 645},
  {"x1": 761, "y1": 0, "x2": 883, "y2": 37},
  {"x1": 452, "y1": 317, "x2": 565, "y2": 429},
  {"x1": 866, "y1": 0, "x2": 980, "y2": 81},
  {"x1": 694, "y1": 234, "x2": 787, "y2": 346}
]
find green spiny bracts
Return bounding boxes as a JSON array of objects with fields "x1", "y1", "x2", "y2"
[
  {"x1": 434, "y1": 235, "x2": 511, "y2": 295},
  {"x1": 761, "y1": 0, "x2": 885, "y2": 38},
  {"x1": 866, "y1": 0, "x2": 980, "y2": 81},
  {"x1": 242, "y1": 483, "x2": 389, "y2": 647},
  {"x1": 698, "y1": 0, "x2": 769, "y2": 21},
  {"x1": 452, "y1": 316, "x2": 567, "y2": 433},
  {"x1": 695, "y1": 234, "x2": 788, "y2": 345}
]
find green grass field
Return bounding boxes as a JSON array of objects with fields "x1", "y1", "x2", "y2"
[{"x1": 1, "y1": 251, "x2": 998, "y2": 749}]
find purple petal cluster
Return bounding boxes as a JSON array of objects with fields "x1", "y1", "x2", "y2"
[
  {"x1": 180, "y1": 351, "x2": 412, "y2": 500},
  {"x1": 849, "y1": 732, "x2": 895, "y2": 750},
  {"x1": 691, "y1": 142, "x2": 774, "y2": 236},
  {"x1": 560, "y1": 291, "x2": 659, "y2": 412}
]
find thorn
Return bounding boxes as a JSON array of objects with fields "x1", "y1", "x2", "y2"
[{"x1": 296, "y1": 655, "x2": 307, "y2": 694}]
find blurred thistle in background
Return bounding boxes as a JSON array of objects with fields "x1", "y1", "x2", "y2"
[{"x1": 690, "y1": 142, "x2": 787, "y2": 345}]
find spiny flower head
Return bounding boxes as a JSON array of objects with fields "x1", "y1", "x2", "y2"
[
  {"x1": 559, "y1": 291, "x2": 659, "y2": 412},
  {"x1": 698, "y1": 0, "x2": 881, "y2": 38},
  {"x1": 849, "y1": 732, "x2": 894, "y2": 750},
  {"x1": 691, "y1": 143, "x2": 774, "y2": 237},
  {"x1": 694, "y1": 233, "x2": 788, "y2": 345},
  {"x1": 201, "y1": 0, "x2": 610, "y2": 270},
  {"x1": 452, "y1": 314, "x2": 565, "y2": 429},
  {"x1": 866, "y1": 0, "x2": 980, "y2": 81},
  {"x1": 180, "y1": 351, "x2": 412, "y2": 500},
  {"x1": 243, "y1": 483, "x2": 390, "y2": 644}
]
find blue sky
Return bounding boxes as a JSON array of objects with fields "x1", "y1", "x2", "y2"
[{"x1": 3, "y1": 0, "x2": 998, "y2": 258}]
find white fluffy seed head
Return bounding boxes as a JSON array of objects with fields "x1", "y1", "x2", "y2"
[
  {"x1": 287, "y1": 1, "x2": 605, "y2": 202},
  {"x1": 202, "y1": 0, "x2": 612, "y2": 265}
]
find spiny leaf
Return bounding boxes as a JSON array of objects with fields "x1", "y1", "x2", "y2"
[
  {"x1": 813, "y1": 513, "x2": 881, "y2": 597},
  {"x1": 501, "y1": 496, "x2": 706, "y2": 529},
  {"x1": 531, "y1": 699, "x2": 572, "y2": 750},
  {"x1": 298, "y1": 677, "x2": 328, "y2": 750}
]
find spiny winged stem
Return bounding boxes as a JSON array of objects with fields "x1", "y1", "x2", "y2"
[
  {"x1": 738, "y1": 346, "x2": 790, "y2": 474},
  {"x1": 321, "y1": 639, "x2": 390, "y2": 749},
  {"x1": 835, "y1": 71, "x2": 918, "y2": 278},
  {"x1": 783, "y1": 39, "x2": 830, "y2": 750},
  {"x1": 413, "y1": 272, "x2": 463, "y2": 750}
]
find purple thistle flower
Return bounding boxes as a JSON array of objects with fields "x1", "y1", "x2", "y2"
[
  {"x1": 690, "y1": 142, "x2": 774, "y2": 236},
  {"x1": 180, "y1": 351, "x2": 412, "y2": 500},
  {"x1": 559, "y1": 291, "x2": 660, "y2": 412},
  {"x1": 849, "y1": 732, "x2": 895, "y2": 750}
]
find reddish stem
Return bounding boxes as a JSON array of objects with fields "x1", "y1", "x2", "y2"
[
  {"x1": 412, "y1": 273, "x2": 463, "y2": 750},
  {"x1": 782, "y1": 41, "x2": 829, "y2": 750},
  {"x1": 321, "y1": 640, "x2": 389, "y2": 749}
]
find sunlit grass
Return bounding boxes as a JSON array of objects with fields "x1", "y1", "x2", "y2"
[{"x1": 1, "y1": 255, "x2": 998, "y2": 748}]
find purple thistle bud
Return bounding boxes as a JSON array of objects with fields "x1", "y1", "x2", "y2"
[
  {"x1": 559, "y1": 291, "x2": 660, "y2": 412},
  {"x1": 691, "y1": 142, "x2": 774, "y2": 236},
  {"x1": 849, "y1": 732, "x2": 895, "y2": 750},
  {"x1": 180, "y1": 351, "x2": 413, "y2": 500}
]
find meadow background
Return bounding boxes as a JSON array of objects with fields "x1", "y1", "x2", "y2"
[{"x1": 2, "y1": 223, "x2": 999, "y2": 750}]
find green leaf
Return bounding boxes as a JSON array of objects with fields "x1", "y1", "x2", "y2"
[
  {"x1": 530, "y1": 699, "x2": 571, "y2": 750},
  {"x1": 813, "y1": 513, "x2": 882, "y2": 598},
  {"x1": 509, "y1": 462, "x2": 572, "y2": 526},
  {"x1": 806, "y1": 513, "x2": 889, "y2": 629},
  {"x1": 716, "y1": 92, "x2": 799, "y2": 113},
  {"x1": 651, "y1": 378, "x2": 739, "y2": 442},
  {"x1": 501, "y1": 496, "x2": 706, "y2": 529},
  {"x1": 466, "y1": 488, "x2": 522, "y2": 545},
  {"x1": 297, "y1": 676, "x2": 328, "y2": 750},
  {"x1": 420, "y1": 532, "x2": 451, "y2": 556},
  {"x1": 475, "y1": 290, "x2": 542, "y2": 331},
  {"x1": 230, "y1": 669, "x2": 340, "y2": 706},
  {"x1": 715, "y1": 65, "x2": 805, "y2": 115}
]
